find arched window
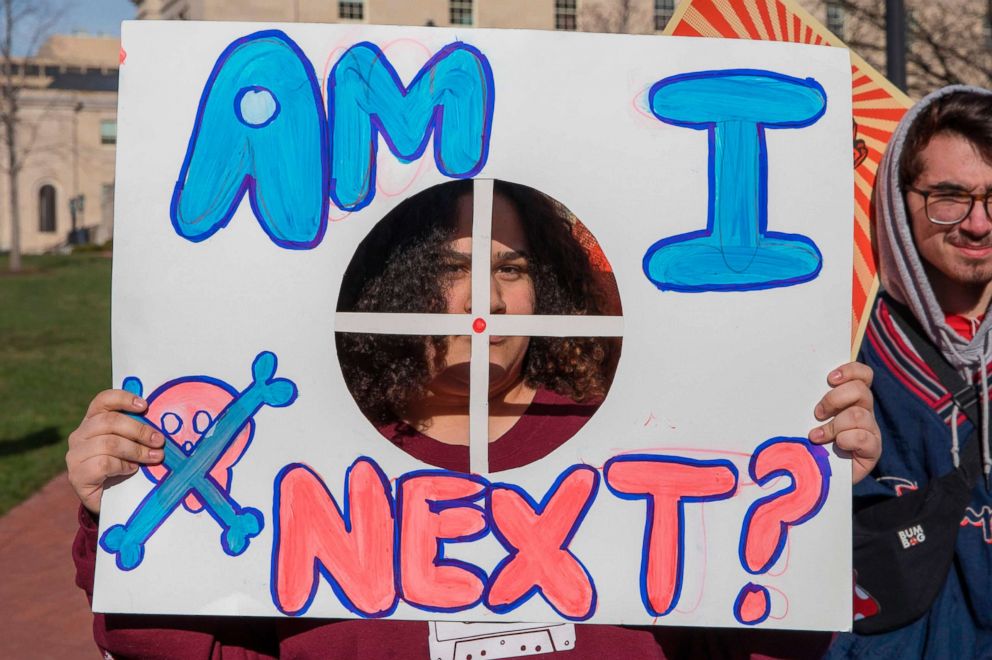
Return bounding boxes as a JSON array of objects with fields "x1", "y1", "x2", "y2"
[{"x1": 38, "y1": 185, "x2": 56, "y2": 233}]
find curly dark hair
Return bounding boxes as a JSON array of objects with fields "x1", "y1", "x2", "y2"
[{"x1": 335, "y1": 179, "x2": 619, "y2": 426}]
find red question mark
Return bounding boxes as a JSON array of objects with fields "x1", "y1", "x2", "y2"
[{"x1": 734, "y1": 437, "x2": 831, "y2": 625}]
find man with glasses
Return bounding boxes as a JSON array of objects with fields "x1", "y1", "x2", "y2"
[{"x1": 828, "y1": 86, "x2": 992, "y2": 657}]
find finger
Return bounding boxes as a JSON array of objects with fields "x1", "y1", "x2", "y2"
[
  {"x1": 85, "y1": 412, "x2": 165, "y2": 448},
  {"x1": 814, "y1": 380, "x2": 873, "y2": 421},
  {"x1": 808, "y1": 405, "x2": 880, "y2": 450},
  {"x1": 92, "y1": 434, "x2": 165, "y2": 465},
  {"x1": 826, "y1": 362, "x2": 873, "y2": 388},
  {"x1": 85, "y1": 389, "x2": 148, "y2": 419},
  {"x1": 834, "y1": 427, "x2": 882, "y2": 484},
  {"x1": 809, "y1": 404, "x2": 877, "y2": 443},
  {"x1": 808, "y1": 407, "x2": 881, "y2": 484},
  {"x1": 79, "y1": 453, "x2": 141, "y2": 482},
  {"x1": 68, "y1": 453, "x2": 141, "y2": 505},
  {"x1": 67, "y1": 437, "x2": 156, "y2": 516},
  {"x1": 67, "y1": 435, "x2": 164, "y2": 477},
  {"x1": 833, "y1": 427, "x2": 882, "y2": 461}
]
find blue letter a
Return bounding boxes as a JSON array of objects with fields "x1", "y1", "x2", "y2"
[
  {"x1": 328, "y1": 42, "x2": 495, "y2": 212},
  {"x1": 171, "y1": 30, "x2": 329, "y2": 249}
]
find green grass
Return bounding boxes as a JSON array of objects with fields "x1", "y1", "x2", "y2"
[{"x1": 0, "y1": 253, "x2": 111, "y2": 515}]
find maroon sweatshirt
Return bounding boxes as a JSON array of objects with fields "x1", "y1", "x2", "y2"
[{"x1": 73, "y1": 388, "x2": 828, "y2": 658}]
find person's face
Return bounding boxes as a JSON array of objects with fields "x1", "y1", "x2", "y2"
[
  {"x1": 908, "y1": 132, "x2": 992, "y2": 303},
  {"x1": 429, "y1": 192, "x2": 536, "y2": 397}
]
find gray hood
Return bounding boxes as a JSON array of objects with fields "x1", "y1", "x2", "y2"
[
  {"x1": 875, "y1": 84, "x2": 992, "y2": 475},
  {"x1": 875, "y1": 84, "x2": 992, "y2": 372}
]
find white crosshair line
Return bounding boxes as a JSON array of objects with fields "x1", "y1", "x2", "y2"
[{"x1": 335, "y1": 179, "x2": 625, "y2": 473}]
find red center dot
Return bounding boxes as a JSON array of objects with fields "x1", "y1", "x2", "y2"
[{"x1": 472, "y1": 317, "x2": 487, "y2": 333}]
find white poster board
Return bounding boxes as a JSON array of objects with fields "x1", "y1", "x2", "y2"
[{"x1": 98, "y1": 20, "x2": 854, "y2": 632}]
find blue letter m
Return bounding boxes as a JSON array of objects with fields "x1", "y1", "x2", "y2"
[{"x1": 328, "y1": 42, "x2": 495, "y2": 212}]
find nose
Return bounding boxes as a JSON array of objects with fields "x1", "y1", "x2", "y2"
[
  {"x1": 959, "y1": 199, "x2": 992, "y2": 237},
  {"x1": 490, "y1": 275, "x2": 506, "y2": 314},
  {"x1": 460, "y1": 272, "x2": 508, "y2": 314}
]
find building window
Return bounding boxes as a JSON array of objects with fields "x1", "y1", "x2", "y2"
[
  {"x1": 555, "y1": 0, "x2": 577, "y2": 31},
  {"x1": 38, "y1": 185, "x2": 56, "y2": 233},
  {"x1": 655, "y1": 0, "x2": 675, "y2": 31},
  {"x1": 339, "y1": 0, "x2": 363, "y2": 20},
  {"x1": 449, "y1": 0, "x2": 472, "y2": 26},
  {"x1": 826, "y1": 1, "x2": 845, "y2": 40},
  {"x1": 100, "y1": 119, "x2": 117, "y2": 145},
  {"x1": 101, "y1": 182, "x2": 115, "y2": 235}
]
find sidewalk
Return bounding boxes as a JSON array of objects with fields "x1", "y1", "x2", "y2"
[{"x1": 0, "y1": 473, "x2": 97, "y2": 659}]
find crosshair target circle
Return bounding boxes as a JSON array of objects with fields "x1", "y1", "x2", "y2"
[{"x1": 335, "y1": 179, "x2": 624, "y2": 472}]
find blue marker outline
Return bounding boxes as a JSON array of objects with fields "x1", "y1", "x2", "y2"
[
  {"x1": 483, "y1": 464, "x2": 600, "y2": 621},
  {"x1": 120, "y1": 378, "x2": 264, "y2": 564},
  {"x1": 395, "y1": 469, "x2": 491, "y2": 614},
  {"x1": 234, "y1": 85, "x2": 281, "y2": 128},
  {"x1": 193, "y1": 410, "x2": 213, "y2": 435},
  {"x1": 738, "y1": 436, "x2": 832, "y2": 575},
  {"x1": 604, "y1": 454, "x2": 738, "y2": 617},
  {"x1": 327, "y1": 41, "x2": 495, "y2": 212},
  {"x1": 170, "y1": 29, "x2": 329, "y2": 249},
  {"x1": 270, "y1": 458, "x2": 399, "y2": 618}
]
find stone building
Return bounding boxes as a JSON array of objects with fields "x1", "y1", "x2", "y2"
[
  {"x1": 131, "y1": 0, "x2": 991, "y2": 95},
  {"x1": 131, "y1": 0, "x2": 827, "y2": 35},
  {"x1": 132, "y1": 0, "x2": 627, "y2": 29},
  {"x1": 0, "y1": 33, "x2": 119, "y2": 255}
]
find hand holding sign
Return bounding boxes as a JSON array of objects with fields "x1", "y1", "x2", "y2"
[{"x1": 67, "y1": 390, "x2": 166, "y2": 516}]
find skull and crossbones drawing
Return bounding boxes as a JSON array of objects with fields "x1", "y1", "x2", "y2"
[{"x1": 100, "y1": 351, "x2": 297, "y2": 570}]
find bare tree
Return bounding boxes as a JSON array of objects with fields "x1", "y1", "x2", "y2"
[
  {"x1": 579, "y1": 0, "x2": 990, "y2": 95},
  {"x1": 0, "y1": 0, "x2": 61, "y2": 272},
  {"x1": 580, "y1": 0, "x2": 653, "y2": 34},
  {"x1": 809, "y1": 0, "x2": 992, "y2": 96}
]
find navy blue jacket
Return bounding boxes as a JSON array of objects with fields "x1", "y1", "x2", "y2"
[{"x1": 828, "y1": 297, "x2": 992, "y2": 659}]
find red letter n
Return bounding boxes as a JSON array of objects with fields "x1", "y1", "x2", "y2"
[{"x1": 272, "y1": 458, "x2": 396, "y2": 617}]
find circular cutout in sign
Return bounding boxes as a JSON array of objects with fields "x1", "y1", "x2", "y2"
[{"x1": 335, "y1": 179, "x2": 623, "y2": 472}]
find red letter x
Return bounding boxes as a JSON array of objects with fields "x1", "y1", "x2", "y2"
[{"x1": 485, "y1": 465, "x2": 599, "y2": 620}]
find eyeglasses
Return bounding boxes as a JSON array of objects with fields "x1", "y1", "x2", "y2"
[{"x1": 906, "y1": 186, "x2": 992, "y2": 226}]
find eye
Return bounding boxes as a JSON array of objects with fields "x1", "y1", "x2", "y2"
[
  {"x1": 193, "y1": 410, "x2": 213, "y2": 434},
  {"x1": 440, "y1": 260, "x2": 470, "y2": 277},
  {"x1": 495, "y1": 261, "x2": 529, "y2": 281},
  {"x1": 161, "y1": 412, "x2": 182, "y2": 435}
]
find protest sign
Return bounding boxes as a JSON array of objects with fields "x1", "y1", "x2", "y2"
[{"x1": 98, "y1": 19, "x2": 854, "y2": 631}]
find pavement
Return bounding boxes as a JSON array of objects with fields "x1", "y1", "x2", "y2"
[{"x1": 0, "y1": 473, "x2": 98, "y2": 659}]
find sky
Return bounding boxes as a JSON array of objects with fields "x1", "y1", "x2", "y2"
[
  {"x1": 13, "y1": 0, "x2": 136, "y2": 54},
  {"x1": 54, "y1": 0, "x2": 136, "y2": 38}
]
